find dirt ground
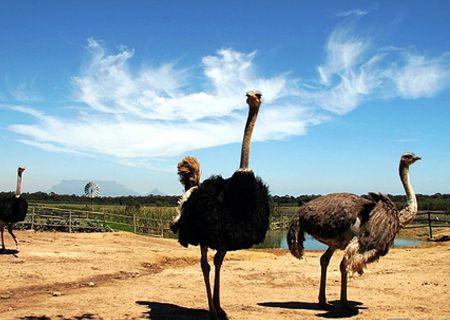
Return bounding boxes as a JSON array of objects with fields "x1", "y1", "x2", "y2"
[{"x1": 0, "y1": 230, "x2": 449, "y2": 320}]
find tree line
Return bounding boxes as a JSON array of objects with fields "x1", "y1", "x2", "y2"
[
  {"x1": 271, "y1": 193, "x2": 450, "y2": 211},
  {"x1": 1, "y1": 191, "x2": 449, "y2": 211}
]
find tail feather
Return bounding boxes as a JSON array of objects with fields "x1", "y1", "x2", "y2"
[{"x1": 287, "y1": 214, "x2": 305, "y2": 259}]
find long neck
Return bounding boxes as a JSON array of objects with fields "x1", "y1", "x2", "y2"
[
  {"x1": 239, "y1": 107, "x2": 259, "y2": 169},
  {"x1": 16, "y1": 170, "x2": 23, "y2": 198},
  {"x1": 398, "y1": 162, "x2": 417, "y2": 227}
]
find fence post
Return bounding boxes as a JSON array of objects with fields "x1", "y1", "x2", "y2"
[
  {"x1": 69, "y1": 210, "x2": 72, "y2": 233},
  {"x1": 31, "y1": 207, "x2": 35, "y2": 230},
  {"x1": 427, "y1": 211, "x2": 433, "y2": 239},
  {"x1": 133, "y1": 213, "x2": 137, "y2": 234}
]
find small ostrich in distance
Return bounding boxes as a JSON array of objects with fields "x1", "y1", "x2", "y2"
[
  {"x1": 287, "y1": 152, "x2": 421, "y2": 309},
  {"x1": 173, "y1": 90, "x2": 270, "y2": 320},
  {"x1": 0, "y1": 166, "x2": 28, "y2": 253}
]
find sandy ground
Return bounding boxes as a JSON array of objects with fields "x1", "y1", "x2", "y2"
[{"x1": 0, "y1": 230, "x2": 449, "y2": 320}]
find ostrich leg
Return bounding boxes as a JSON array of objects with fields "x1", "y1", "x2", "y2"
[
  {"x1": 339, "y1": 257, "x2": 349, "y2": 307},
  {"x1": 213, "y1": 250, "x2": 227, "y2": 318},
  {"x1": 200, "y1": 245, "x2": 219, "y2": 320},
  {"x1": 318, "y1": 247, "x2": 335, "y2": 306},
  {"x1": 7, "y1": 223, "x2": 18, "y2": 246},
  {"x1": 1, "y1": 226, "x2": 5, "y2": 252}
]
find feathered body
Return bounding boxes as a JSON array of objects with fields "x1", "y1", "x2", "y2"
[
  {"x1": 0, "y1": 166, "x2": 28, "y2": 252},
  {"x1": 287, "y1": 152, "x2": 420, "y2": 308},
  {"x1": 0, "y1": 196, "x2": 28, "y2": 224},
  {"x1": 288, "y1": 192, "x2": 399, "y2": 273},
  {"x1": 178, "y1": 170, "x2": 270, "y2": 250}
]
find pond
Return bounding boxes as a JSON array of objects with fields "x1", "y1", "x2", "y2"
[{"x1": 255, "y1": 229, "x2": 422, "y2": 249}]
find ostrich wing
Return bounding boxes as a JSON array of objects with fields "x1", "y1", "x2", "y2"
[
  {"x1": 299, "y1": 193, "x2": 375, "y2": 240},
  {"x1": 357, "y1": 193, "x2": 400, "y2": 255}
]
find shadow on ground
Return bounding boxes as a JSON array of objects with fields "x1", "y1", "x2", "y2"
[
  {"x1": 0, "y1": 248, "x2": 19, "y2": 256},
  {"x1": 137, "y1": 301, "x2": 212, "y2": 320},
  {"x1": 20, "y1": 314, "x2": 100, "y2": 320},
  {"x1": 259, "y1": 300, "x2": 365, "y2": 318}
]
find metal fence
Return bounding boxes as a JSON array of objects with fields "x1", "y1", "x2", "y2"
[
  {"x1": 18, "y1": 205, "x2": 174, "y2": 237},
  {"x1": 18, "y1": 206, "x2": 449, "y2": 240},
  {"x1": 405, "y1": 210, "x2": 450, "y2": 239}
]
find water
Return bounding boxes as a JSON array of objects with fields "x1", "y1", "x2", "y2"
[{"x1": 256, "y1": 229, "x2": 422, "y2": 249}]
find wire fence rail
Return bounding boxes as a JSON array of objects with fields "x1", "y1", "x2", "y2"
[
  {"x1": 406, "y1": 210, "x2": 450, "y2": 239},
  {"x1": 17, "y1": 206, "x2": 450, "y2": 240},
  {"x1": 18, "y1": 205, "x2": 175, "y2": 238}
]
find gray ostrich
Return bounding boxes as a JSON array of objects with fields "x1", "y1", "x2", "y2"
[
  {"x1": 172, "y1": 90, "x2": 270, "y2": 320},
  {"x1": 0, "y1": 166, "x2": 28, "y2": 252},
  {"x1": 287, "y1": 152, "x2": 421, "y2": 308}
]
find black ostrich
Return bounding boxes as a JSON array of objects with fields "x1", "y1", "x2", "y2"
[
  {"x1": 0, "y1": 166, "x2": 28, "y2": 252},
  {"x1": 173, "y1": 90, "x2": 270, "y2": 320},
  {"x1": 287, "y1": 152, "x2": 421, "y2": 309}
]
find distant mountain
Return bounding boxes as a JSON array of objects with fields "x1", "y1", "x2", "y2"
[
  {"x1": 48, "y1": 180, "x2": 140, "y2": 196},
  {"x1": 148, "y1": 188, "x2": 166, "y2": 196}
]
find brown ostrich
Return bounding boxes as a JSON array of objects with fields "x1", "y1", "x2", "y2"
[
  {"x1": 0, "y1": 166, "x2": 28, "y2": 252},
  {"x1": 172, "y1": 90, "x2": 270, "y2": 320},
  {"x1": 287, "y1": 152, "x2": 421, "y2": 308}
]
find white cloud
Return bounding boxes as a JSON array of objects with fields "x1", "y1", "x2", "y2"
[
  {"x1": 7, "y1": 28, "x2": 450, "y2": 167},
  {"x1": 336, "y1": 4, "x2": 379, "y2": 18},
  {"x1": 0, "y1": 77, "x2": 43, "y2": 103},
  {"x1": 387, "y1": 53, "x2": 450, "y2": 98},
  {"x1": 303, "y1": 25, "x2": 450, "y2": 114},
  {"x1": 7, "y1": 40, "x2": 316, "y2": 163},
  {"x1": 336, "y1": 9, "x2": 370, "y2": 18}
]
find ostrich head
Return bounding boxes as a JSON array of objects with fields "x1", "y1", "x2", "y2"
[
  {"x1": 246, "y1": 90, "x2": 262, "y2": 109},
  {"x1": 18, "y1": 166, "x2": 26, "y2": 175},
  {"x1": 177, "y1": 156, "x2": 201, "y2": 191},
  {"x1": 400, "y1": 152, "x2": 421, "y2": 167}
]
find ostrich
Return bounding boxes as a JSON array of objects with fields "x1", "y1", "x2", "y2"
[
  {"x1": 173, "y1": 90, "x2": 270, "y2": 320},
  {"x1": 287, "y1": 152, "x2": 421, "y2": 309},
  {"x1": 0, "y1": 166, "x2": 28, "y2": 252}
]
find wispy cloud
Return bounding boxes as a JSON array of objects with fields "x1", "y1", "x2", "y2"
[
  {"x1": 1, "y1": 77, "x2": 43, "y2": 103},
  {"x1": 336, "y1": 4, "x2": 379, "y2": 18},
  {"x1": 7, "y1": 23, "x2": 450, "y2": 167},
  {"x1": 7, "y1": 39, "x2": 315, "y2": 164},
  {"x1": 336, "y1": 9, "x2": 370, "y2": 18},
  {"x1": 386, "y1": 52, "x2": 450, "y2": 98},
  {"x1": 301, "y1": 25, "x2": 450, "y2": 114}
]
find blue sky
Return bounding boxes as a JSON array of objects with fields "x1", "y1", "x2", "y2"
[{"x1": 1, "y1": 1, "x2": 449, "y2": 196}]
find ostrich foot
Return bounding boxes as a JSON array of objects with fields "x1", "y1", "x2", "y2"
[
  {"x1": 337, "y1": 300, "x2": 357, "y2": 313},
  {"x1": 215, "y1": 306, "x2": 227, "y2": 319},
  {"x1": 208, "y1": 306, "x2": 227, "y2": 320},
  {"x1": 318, "y1": 299, "x2": 333, "y2": 310}
]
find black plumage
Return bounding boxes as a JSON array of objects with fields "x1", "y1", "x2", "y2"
[
  {"x1": 178, "y1": 171, "x2": 270, "y2": 250},
  {"x1": 0, "y1": 167, "x2": 28, "y2": 252},
  {"x1": 0, "y1": 196, "x2": 28, "y2": 224}
]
